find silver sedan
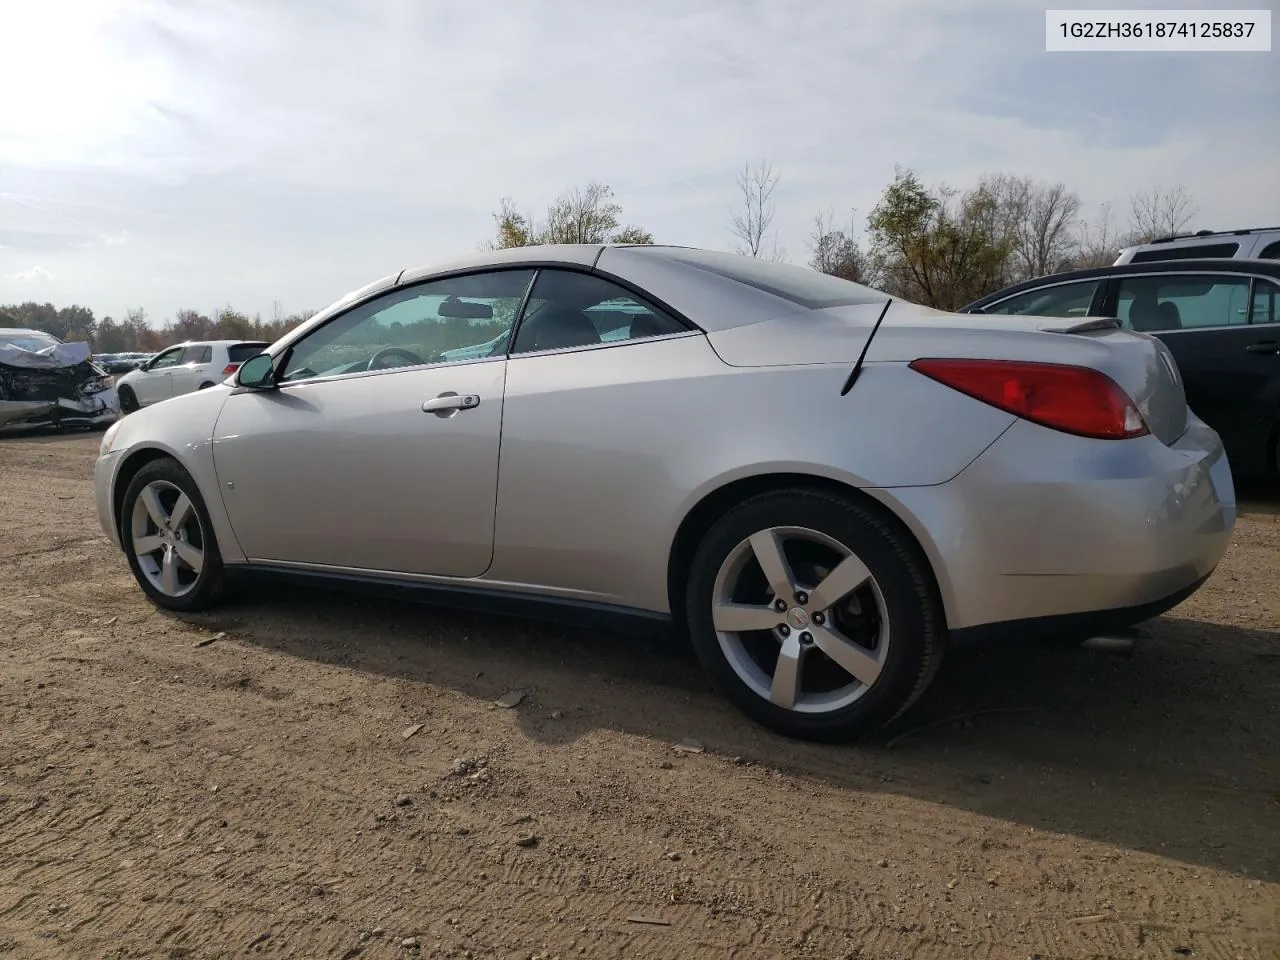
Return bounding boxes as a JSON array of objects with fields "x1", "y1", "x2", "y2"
[{"x1": 94, "y1": 245, "x2": 1237, "y2": 740}]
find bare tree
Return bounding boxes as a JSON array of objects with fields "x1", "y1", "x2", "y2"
[
  {"x1": 729, "y1": 160, "x2": 785, "y2": 260},
  {"x1": 973, "y1": 174, "x2": 1081, "y2": 281},
  {"x1": 1072, "y1": 200, "x2": 1124, "y2": 269},
  {"x1": 1128, "y1": 185, "x2": 1198, "y2": 242}
]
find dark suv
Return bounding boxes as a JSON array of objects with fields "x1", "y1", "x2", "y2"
[{"x1": 962, "y1": 258, "x2": 1280, "y2": 479}]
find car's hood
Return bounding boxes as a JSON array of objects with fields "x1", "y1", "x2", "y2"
[{"x1": 0, "y1": 339, "x2": 92, "y2": 370}]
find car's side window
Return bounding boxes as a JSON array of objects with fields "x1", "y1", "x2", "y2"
[
  {"x1": 149, "y1": 347, "x2": 184, "y2": 369},
  {"x1": 1115, "y1": 275, "x2": 1251, "y2": 332},
  {"x1": 182, "y1": 345, "x2": 212, "y2": 364},
  {"x1": 1251, "y1": 279, "x2": 1279, "y2": 325},
  {"x1": 1258, "y1": 241, "x2": 1280, "y2": 261},
  {"x1": 510, "y1": 270, "x2": 687, "y2": 355},
  {"x1": 981, "y1": 280, "x2": 1099, "y2": 318},
  {"x1": 278, "y1": 269, "x2": 536, "y2": 383}
]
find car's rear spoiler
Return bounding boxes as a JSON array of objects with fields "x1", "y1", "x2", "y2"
[{"x1": 1040, "y1": 317, "x2": 1121, "y2": 334}]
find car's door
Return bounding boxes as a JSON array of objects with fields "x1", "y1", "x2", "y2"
[
  {"x1": 132, "y1": 346, "x2": 185, "y2": 404},
  {"x1": 169, "y1": 344, "x2": 213, "y2": 395},
  {"x1": 1103, "y1": 271, "x2": 1276, "y2": 469},
  {"x1": 490, "y1": 268, "x2": 699, "y2": 596},
  {"x1": 210, "y1": 268, "x2": 536, "y2": 577}
]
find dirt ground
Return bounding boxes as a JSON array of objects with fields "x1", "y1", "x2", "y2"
[{"x1": 0, "y1": 431, "x2": 1276, "y2": 960}]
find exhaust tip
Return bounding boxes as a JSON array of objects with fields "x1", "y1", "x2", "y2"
[{"x1": 1080, "y1": 633, "x2": 1138, "y2": 657}]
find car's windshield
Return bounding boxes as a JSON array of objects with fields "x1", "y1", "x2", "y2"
[{"x1": 0, "y1": 331, "x2": 62, "y2": 352}]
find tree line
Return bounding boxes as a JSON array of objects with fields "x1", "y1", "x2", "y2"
[
  {"x1": 488, "y1": 164, "x2": 1201, "y2": 310},
  {"x1": 3, "y1": 165, "x2": 1202, "y2": 352},
  {"x1": 0, "y1": 303, "x2": 315, "y2": 354}
]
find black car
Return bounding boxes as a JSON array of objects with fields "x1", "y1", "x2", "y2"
[{"x1": 961, "y1": 258, "x2": 1280, "y2": 479}]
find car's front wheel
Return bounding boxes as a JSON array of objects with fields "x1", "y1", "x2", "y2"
[
  {"x1": 685, "y1": 489, "x2": 944, "y2": 741},
  {"x1": 118, "y1": 385, "x2": 139, "y2": 413},
  {"x1": 121, "y1": 458, "x2": 226, "y2": 612}
]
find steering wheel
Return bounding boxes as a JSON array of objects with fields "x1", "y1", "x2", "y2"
[{"x1": 367, "y1": 346, "x2": 425, "y2": 371}]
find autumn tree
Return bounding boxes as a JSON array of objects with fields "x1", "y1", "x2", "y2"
[
  {"x1": 808, "y1": 209, "x2": 875, "y2": 285},
  {"x1": 488, "y1": 182, "x2": 653, "y2": 248},
  {"x1": 729, "y1": 160, "x2": 784, "y2": 260},
  {"x1": 867, "y1": 168, "x2": 1015, "y2": 310}
]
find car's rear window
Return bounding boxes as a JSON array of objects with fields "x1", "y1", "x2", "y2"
[
  {"x1": 228, "y1": 342, "x2": 270, "y2": 363},
  {"x1": 1130, "y1": 242, "x2": 1240, "y2": 262},
  {"x1": 635, "y1": 247, "x2": 887, "y2": 309}
]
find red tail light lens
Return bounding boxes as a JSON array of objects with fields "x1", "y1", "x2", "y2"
[
  {"x1": 908, "y1": 358, "x2": 1148, "y2": 440},
  {"x1": 221, "y1": 363, "x2": 240, "y2": 376}
]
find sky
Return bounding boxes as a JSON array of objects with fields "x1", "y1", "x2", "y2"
[{"x1": 1, "y1": 0, "x2": 1277, "y2": 326}]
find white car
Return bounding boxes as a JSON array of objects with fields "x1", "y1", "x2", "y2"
[{"x1": 116, "y1": 340, "x2": 270, "y2": 412}]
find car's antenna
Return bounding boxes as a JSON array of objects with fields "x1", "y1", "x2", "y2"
[{"x1": 839, "y1": 297, "x2": 893, "y2": 396}]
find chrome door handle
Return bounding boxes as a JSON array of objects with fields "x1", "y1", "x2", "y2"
[{"x1": 422, "y1": 393, "x2": 480, "y2": 416}]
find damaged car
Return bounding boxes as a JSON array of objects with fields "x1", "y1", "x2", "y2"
[{"x1": 0, "y1": 328, "x2": 120, "y2": 432}]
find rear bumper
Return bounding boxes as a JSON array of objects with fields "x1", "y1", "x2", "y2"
[{"x1": 876, "y1": 415, "x2": 1236, "y2": 634}]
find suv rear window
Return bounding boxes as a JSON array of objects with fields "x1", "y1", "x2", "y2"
[
  {"x1": 1130, "y1": 242, "x2": 1240, "y2": 263},
  {"x1": 638, "y1": 248, "x2": 886, "y2": 309},
  {"x1": 228, "y1": 343, "x2": 270, "y2": 363}
]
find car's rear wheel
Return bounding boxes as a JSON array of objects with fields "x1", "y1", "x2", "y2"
[
  {"x1": 198, "y1": 381, "x2": 214, "y2": 390},
  {"x1": 121, "y1": 458, "x2": 225, "y2": 612},
  {"x1": 685, "y1": 489, "x2": 943, "y2": 741},
  {"x1": 118, "y1": 386, "x2": 139, "y2": 413}
]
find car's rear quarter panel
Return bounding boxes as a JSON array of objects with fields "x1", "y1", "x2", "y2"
[{"x1": 488, "y1": 335, "x2": 1017, "y2": 612}]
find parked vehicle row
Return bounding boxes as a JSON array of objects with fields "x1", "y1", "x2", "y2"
[
  {"x1": 93, "y1": 352, "x2": 153, "y2": 374},
  {"x1": 94, "y1": 245, "x2": 1236, "y2": 741}
]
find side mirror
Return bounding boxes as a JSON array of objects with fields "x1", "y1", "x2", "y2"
[{"x1": 235, "y1": 352, "x2": 277, "y2": 389}]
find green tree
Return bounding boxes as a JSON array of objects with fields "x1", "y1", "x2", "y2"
[
  {"x1": 488, "y1": 182, "x2": 654, "y2": 248},
  {"x1": 214, "y1": 306, "x2": 253, "y2": 340},
  {"x1": 0, "y1": 302, "x2": 97, "y2": 342},
  {"x1": 867, "y1": 168, "x2": 1014, "y2": 310},
  {"x1": 95, "y1": 316, "x2": 127, "y2": 352}
]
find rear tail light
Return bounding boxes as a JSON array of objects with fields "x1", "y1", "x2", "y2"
[
  {"x1": 221, "y1": 363, "x2": 240, "y2": 376},
  {"x1": 908, "y1": 358, "x2": 1148, "y2": 440}
]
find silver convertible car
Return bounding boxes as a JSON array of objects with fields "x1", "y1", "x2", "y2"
[{"x1": 94, "y1": 245, "x2": 1237, "y2": 739}]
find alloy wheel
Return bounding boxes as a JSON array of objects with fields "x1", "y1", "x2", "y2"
[
  {"x1": 129, "y1": 479, "x2": 207, "y2": 598},
  {"x1": 710, "y1": 526, "x2": 889, "y2": 714}
]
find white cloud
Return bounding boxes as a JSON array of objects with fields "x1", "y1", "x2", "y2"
[
  {"x1": 0, "y1": 0, "x2": 1275, "y2": 322},
  {"x1": 11, "y1": 265, "x2": 54, "y2": 282}
]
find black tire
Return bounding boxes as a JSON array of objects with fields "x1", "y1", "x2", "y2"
[
  {"x1": 118, "y1": 386, "x2": 139, "y2": 414},
  {"x1": 685, "y1": 488, "x2": 944, "y2": 742},
  {"x1": 198, "y1": 381, "x2": 214, "y2": 390},
  {"x1": 121, "y1": 458, "x2": 227, "y2": 612}
]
